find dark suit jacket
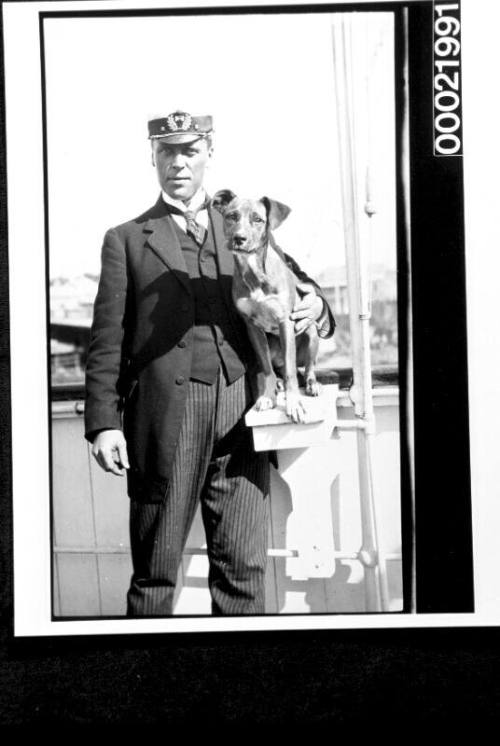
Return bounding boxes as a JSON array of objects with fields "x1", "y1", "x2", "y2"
[{"x1": 85, "y1": 195, "x2": 335, "y2": 501}]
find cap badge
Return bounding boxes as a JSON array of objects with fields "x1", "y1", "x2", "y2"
[{"x1": 166, "y1": 112, "x2": 193, "y2": 132}]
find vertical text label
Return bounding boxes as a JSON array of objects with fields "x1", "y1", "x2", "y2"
[{"x1": 434, "y1": 2, "x2": 462, "y2": 156}]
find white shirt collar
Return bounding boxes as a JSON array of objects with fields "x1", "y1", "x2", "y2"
[{"x1": 161, "y1": 188, "x2": 207, "y2": 213}]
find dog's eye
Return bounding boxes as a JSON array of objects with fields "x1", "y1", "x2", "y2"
[
  {"x1": 225, "y1": 212, "x2": 239, "y2": 222},
  {"x1": 252, "y1": 214, "x2": 265, "y2": 223}
]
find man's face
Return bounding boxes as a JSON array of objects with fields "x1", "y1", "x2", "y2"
[{"x1": 151, "y1": 137, "x2": 213, "y2": 203}]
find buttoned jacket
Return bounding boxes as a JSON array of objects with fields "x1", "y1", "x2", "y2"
[{"x1": 84, "y1": 195, "x2": 334, "y2": 502}]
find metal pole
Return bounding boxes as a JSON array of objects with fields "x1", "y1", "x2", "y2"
[{"x1": 332, "y1": 15, "x2": 386, "y2": 612}]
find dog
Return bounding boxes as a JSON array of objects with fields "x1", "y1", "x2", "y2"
[{"x1": 212, "y1": 189, "x2": 321, "y2": 424}]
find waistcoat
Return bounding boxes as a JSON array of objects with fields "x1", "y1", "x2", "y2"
[{"x1": 172, "y1": 218, "x2": 248, "y2": 384}]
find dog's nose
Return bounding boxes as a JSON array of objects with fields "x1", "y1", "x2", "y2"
[{"x1": 232, "y1": 235, "x2": 247, "y2": 247}]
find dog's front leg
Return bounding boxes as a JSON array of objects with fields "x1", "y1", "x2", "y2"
[
  {"x1": 279, "y1": 318, "x2": 306, "y2": 423},
  {"x1": 246, "y1": 322, "x2": 278, "y2": 411}
]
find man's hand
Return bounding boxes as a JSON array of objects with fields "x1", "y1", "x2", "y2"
[
  {"x1": 290, "y1": 282, "x2": 324, "y2": 335},
  {"x1": 91, "y1": 429, "x2": 130, "y2": 476}
]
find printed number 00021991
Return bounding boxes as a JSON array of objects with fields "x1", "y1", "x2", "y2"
[{"x1": 433, "y1": 3, "x2": 462, "y2": 156}]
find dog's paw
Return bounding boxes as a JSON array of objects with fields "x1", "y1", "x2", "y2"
[
  {"x1": 285, "y1": 392, "x2": 307, "y2": 424},
  {"x1": 305, "y1": 379, "x2": 321, "y2": 397},
  {"x1": 255, "y1": 395, "x2": 276, "y2": 412}
]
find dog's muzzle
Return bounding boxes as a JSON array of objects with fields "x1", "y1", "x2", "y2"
[
  {"x1": 230, "y1": 237, "x2": 256, "y2": 254},
  {"x1": 231, "y1": 245, "x2": 257, "y2": 254}
]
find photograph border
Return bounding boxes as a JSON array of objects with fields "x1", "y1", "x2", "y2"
[{"x1": 4, "y1": 0, "x2": 474, "y2": 639}]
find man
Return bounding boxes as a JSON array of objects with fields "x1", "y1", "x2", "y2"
[{"x1": 85, "y1": 111, "x2": 335, "y2": 616}]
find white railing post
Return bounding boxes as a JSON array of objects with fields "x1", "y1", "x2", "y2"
[{"x1": 332, "y1": 15, "x2": 389, "y2": 612}]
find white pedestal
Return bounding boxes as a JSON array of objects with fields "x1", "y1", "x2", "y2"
[
  {"x1": 245, "y1": 384, "x2": 339, "y2": 451},
  {"x1": 246, "y1": 384, "x2": 339, "y2": 579}
]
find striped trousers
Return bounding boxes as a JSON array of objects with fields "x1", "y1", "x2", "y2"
[{"x1": 126, "y1": 369, "x2": 270, "y2": 616}]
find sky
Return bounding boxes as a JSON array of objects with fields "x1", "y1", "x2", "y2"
[{"x1": 44, "y1": 10, "x2": 396, "y2": 279}]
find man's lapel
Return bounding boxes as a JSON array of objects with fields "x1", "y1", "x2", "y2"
[{"x1": 143, "y1": 196, "x2": 191, "y2": 295}]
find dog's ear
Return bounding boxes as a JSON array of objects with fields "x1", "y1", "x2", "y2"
[
  {"x1": 261, "y1": 197, "x2": 291, "y2": 230},
  {"x1": 211, "y1": 189, "x2": 237, "y2": 214}
]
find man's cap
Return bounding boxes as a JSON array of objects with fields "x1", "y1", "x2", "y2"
[{"x1": 148, "y1": 111, "x2": 213, "y2": 144}]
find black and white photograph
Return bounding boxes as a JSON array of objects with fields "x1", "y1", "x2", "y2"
[
  {"x1": 3, "y1": 0, "x2": 491, "y2": 639},
  {"x1": 6, "y1": 0, "x2": 500, "y2": 727},
  {"x1": 46, "y1": 6, "x2": 402, "y2": 621}
]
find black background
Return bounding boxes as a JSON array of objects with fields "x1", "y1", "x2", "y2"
[
  {"x1": 406, "y1": 2, "x2": 473, "y2": 612},
  {"x1": 1, "y1": 0, "x2": 497, "y2": 726}
]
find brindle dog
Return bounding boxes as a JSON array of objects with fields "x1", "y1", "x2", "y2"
[{"x1": 212, "y1": 189, "x2": 320, "y2": 424}]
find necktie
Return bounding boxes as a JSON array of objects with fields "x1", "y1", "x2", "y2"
[
  {"x1": 166, "y1": 200, "x2": 208, "y2": 245},
  {"x1": 183, "y1": 209, "x2": 206, "y2": 245}
]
